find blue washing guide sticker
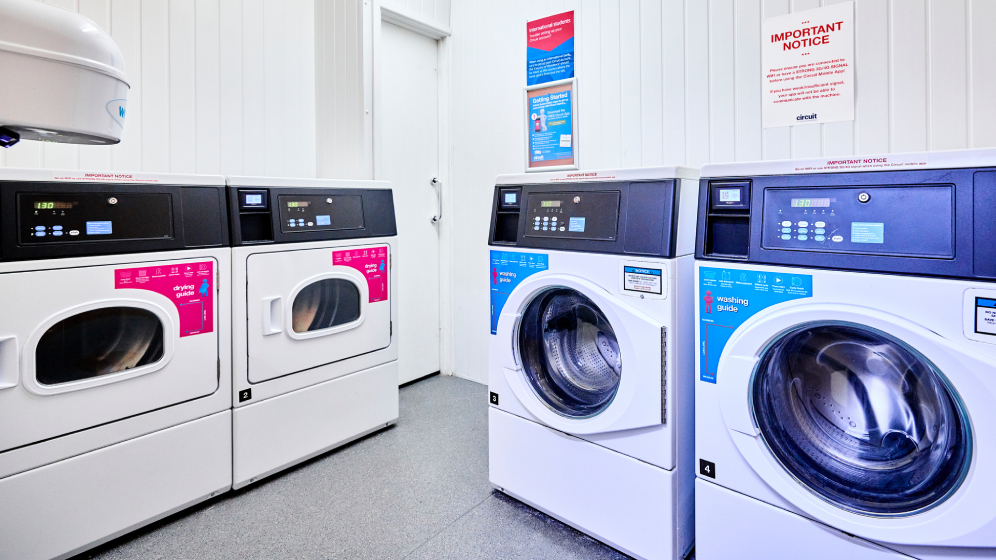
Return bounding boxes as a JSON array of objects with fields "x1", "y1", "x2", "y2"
[
  {"x1": 86, "y1": 221, "x2": 113, "y2": 235},
  {"x1": 699, "y1": 267, "x2": 813, "y2": 384},
  {"x1": 491, "y1": 251, "x2": 549, "y2": 334},
  {"x1": 851, "y1": 222, "x2": 885, "y2": 244},
  {"x1": 316, "y1": 215, "x2": 331, "y2": 226},
  {"x1": 568, "y1": 217, "x2": 585, "y2": 232}
]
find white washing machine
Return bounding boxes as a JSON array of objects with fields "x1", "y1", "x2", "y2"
[
  {"x1": 228, "y1": 176, "x2": 399, "y2": 489},
  {"x1": 693, "y1": 149, "x2": 996, "y2": 560},
  {"x1": 0, "y1": 169, "x2": 232, "y2": 560},
  {"x1": 488, "y1": 167, "x2": 700, "y2": 560}
]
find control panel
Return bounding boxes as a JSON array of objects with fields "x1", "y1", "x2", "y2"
[
  {"x1": 277, "y1": 194, "x2": 364, "y2": 233},
  {"x1": 762, "y1": 185, "x2": 954, "y2": 258},
  {"x1": 18, "y1": 192, "x2": 173, "y2": 245},
  {"x1": 524, "y1": 191, "x2": 619, "y2": 241}
]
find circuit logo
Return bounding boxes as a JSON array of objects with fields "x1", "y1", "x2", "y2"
[{"x1": 796, "y1": 113, "x2": 817, "y2": 121}]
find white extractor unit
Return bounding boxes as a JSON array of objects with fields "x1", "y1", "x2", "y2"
[{"x1": 0, "y1": 0, "x2": 130, "y2": 147}]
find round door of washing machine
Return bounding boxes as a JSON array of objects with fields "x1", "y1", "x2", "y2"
[{"x1": 495, "y1": 273, "x2": 665, "y2": 435}]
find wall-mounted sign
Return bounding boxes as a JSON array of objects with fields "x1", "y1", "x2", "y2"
[
  {"x1": 762, "y1": 2, "x2": 854, "y2": 128},
  {"x1": 524, "y1": 78, "x2": 578, "y2": 172},
  {"x1": 526, "y1": 11, "x2": 574, "y2": 86}
]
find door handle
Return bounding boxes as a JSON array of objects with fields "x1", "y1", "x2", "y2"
[
  {"x1": 431, "y1": 177, "x2": 442, "y2": 224},
  {"x1": 0, "y1": 336, "x2": 18, "y2": 390},
  {"x1": 262, "y1": 297, "x2": 283, "y2": 335}
]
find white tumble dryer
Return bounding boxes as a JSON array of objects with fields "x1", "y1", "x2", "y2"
[
  {"x1": 0, "y1": 169, "x2": 232, "y2": 560},
  {"x1": 228, "y1": 177, "x2": 399, "y2": 488},
  {"x1": 488, "y1": 167, "x2": 700, "y2": 560},
  {"x1": 694, "y1": 149, "x2": 996, "y2": 560}
]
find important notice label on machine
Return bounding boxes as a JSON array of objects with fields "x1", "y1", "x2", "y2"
[
  {"x1": 333, "y1": 246, "x2": 389, "y2": 303},
  {"x1": 114, "y1": 260, "x2": 215, "y2": 337},
  {"x1": 699, "y1": 267, "x2": 812, "y2": 383},
  {"x1": 491, "y1": 251, "x2": 549, "y2": 334}
]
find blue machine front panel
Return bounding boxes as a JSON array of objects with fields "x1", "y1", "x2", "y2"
[
  {"x1": 698, "y1": 266, "x2": 812, "y2": 383},
  {"x1": 761, "y1": 185, "x2": 953, "y2": 258}
]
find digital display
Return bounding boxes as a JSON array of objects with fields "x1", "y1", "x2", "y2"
[
  {"x1": 719, "y1": 189, "x2": 741, "y2": 202},
  {"x1": 791, "y1": 198, "x2": 831, "y2": 207},
  {"x1": 287, "y1": 201, "x2": 310, "y2": 208},
  {"x1": 34, "y1": 202, "x2": 74, "y2": 209},
  {"x1": 245, "y1": 194, "x2": 263, "y2": 206},
  {"x1": 86, "y1": 221, "x2": 113, "y2": 235},
  {"x1": 316, "y1": 215, "x2": 331, "y2": 226},
  {"x1": 504, "y1": 193, "x2": 517, "y2": 204},
  {"x1": 541, "y1": 200, "x2": 561, "y2": 207}
]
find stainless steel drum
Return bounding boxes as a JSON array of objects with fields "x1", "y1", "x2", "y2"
[
  {"x1": 752, "y1": 321, "x2": 972, "y2": 516},
  {"x1": 518, "y1": 287, "x2": 621, "y2": 418}
]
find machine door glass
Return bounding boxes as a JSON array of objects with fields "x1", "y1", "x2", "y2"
[
  {"x1": 291, "y1": 279, "x2": 361, "y2": 333},
  {"x1": 752, "y1": 322, "x2": 972, "y2": 516},
  {"x1": 0, "y1": 258, "x2": 219, "y2": 453},
  {"x1": 35, "y1": 307, "x2": 165, "y2": 385},
  {"x1": 245, "y1": 245, "x2": 391, "y2": 384},
  {"x1": 517, "y1": 287, "x2": 622, "y2": 418}
]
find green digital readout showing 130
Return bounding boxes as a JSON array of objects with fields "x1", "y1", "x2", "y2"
[
  {"x1": 287, "y1": 201, "x2": 310, "y2": 208},
  {"x1": 34, "y1": 202, "x2": 74, "y2": 209},
  {"x1": 541, "y1": 200, "x2": 561, "y2": 208},
  {"x1": 790, "y1": 198, "x2": 831, "y2": 208}
]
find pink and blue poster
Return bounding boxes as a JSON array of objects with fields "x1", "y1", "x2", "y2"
[{"x1": 526, "y1": 11, "x2": 574, "y2": 85}]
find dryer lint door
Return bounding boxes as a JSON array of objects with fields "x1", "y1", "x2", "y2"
[
  {"x1": 496, "y1": 273, "x2": 664, "y2": 436},
  {"x1": 0, "y1": 257, "x2": 220, "y2": 452},
  {"x1": 245, "y1": 245, "x2": 391, "y2": 383}
]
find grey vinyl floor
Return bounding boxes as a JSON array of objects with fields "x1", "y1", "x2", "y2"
[{"x1": 76, "y1": 374, "x2": 633, "y2": 560}]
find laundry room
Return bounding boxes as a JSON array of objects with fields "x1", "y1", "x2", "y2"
[{"x1": 1, "y1": 1, "x2": 994, "y2": 559}]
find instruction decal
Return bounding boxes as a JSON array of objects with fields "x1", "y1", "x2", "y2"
[
  {"x1": 491, "y1": 251, "x2": 549, "y2": 334},
  {"x1": 115, "y1": 260, "x2": 215, "y2": 337},
  {"x1": 699, "y1": 267, "x2": 812, "y2": 383},
  {"x1": 334, "y1": 246, "x2": 389, "y2": 303}
]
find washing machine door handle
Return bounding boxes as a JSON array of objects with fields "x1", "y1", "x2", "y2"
[
  {"x1": 0, "y1": 335, "x2": 17, "y2": 390},
  {"x1": 261, "y1": 296, "x2": 284, "y2": 335},
  {"x1": 719, "y1": 354, "x2": 759, "y2": 436}
]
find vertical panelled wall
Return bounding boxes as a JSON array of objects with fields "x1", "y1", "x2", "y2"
[
  {"x1": 448, "y1": 0, "x2": 996, "y2": 384},
  {"x1": 379, "y1": 0, "x2": 451, "y2": 29},
  {"x1": 0, "y1": 0, "x2": 317, "y2": 178}
]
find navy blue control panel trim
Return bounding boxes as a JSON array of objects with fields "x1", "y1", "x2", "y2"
[
  {"x1": 0, "y1": 181, "x2": 229, "y2": 263},
  {"x1": 694, "y1": 167, "x2": 996, "y2": 281},
  {"x1": 489, "y1": 180, "x2": 681, "y2": 258},
  {"x1": 228, "y1": 186, "x2": 397, "y2": 246}
]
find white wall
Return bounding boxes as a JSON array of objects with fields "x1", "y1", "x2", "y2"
[
  {"x1": 447, "y1": 0, "x2": 996, "y2": 384},
  {"x1": 0, "y1": 0, "x2": 317, "y2": 178}
]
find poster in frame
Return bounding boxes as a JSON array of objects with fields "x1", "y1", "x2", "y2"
[{"x1": 523, "y1": 78, "x2": 578, "y2": 173}]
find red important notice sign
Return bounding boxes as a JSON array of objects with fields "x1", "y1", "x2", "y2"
[{"x1": 114, "y1": 260, "x2": 215, "y2": 337}]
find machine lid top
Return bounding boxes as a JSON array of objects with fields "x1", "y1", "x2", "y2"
[
  {"x1": 226, "y1": 175, "x2": 392, "y2": 190},
  {"x1": 0, "y1": 167, "x2": 225, "y2": 186},
  {"x1": 496, "y1": 166, "x2": 699, "y2": 185}
]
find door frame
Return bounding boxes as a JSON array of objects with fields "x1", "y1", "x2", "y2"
[{"x1": 372, "y1": 3, "x2": 455, "y2": 376}]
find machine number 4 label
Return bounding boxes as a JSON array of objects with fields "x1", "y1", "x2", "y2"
[
  {"x1": 239, "y1": 389, "x2": 252, "y2": 402},
  {"x1": 699, "y1": 459, "x2": 716, "y2": 479},
  {"x1": 489, "y1": 392, "x2": 499, "y2": 405}
]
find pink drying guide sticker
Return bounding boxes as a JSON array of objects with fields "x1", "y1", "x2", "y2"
[
  {"x1": 333, "y1": 246, "x2": 388, "y2": 303},
  {"x1": 114, "y1": 260, "x2": 214, "y2": 337}
]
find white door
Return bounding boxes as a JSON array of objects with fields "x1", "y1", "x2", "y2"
[
  {"x1": 380, "y1": 21, "x2": 441, "y2": 385},
  {"x1": 245, "y1": 245, "x2": 392, "y2": 383},
  {"x1": 0, "y1": 257, "x2": 219, "y2": 451}
]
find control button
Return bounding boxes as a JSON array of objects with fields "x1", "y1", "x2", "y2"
[
  {"x1": 53, "y1": 225, "x2": 62, "y2": 230},
  {"x1": 798, "y1": 221, "x2": 809, "y2": 227},
  {"x1": 831, "y1": 235, "x2": 843, "y2": 242},
  {"x1": 543, "y1": 217, "x2": 549, "y2": 221},
  {"x1": 35, "y1": 231, "x2": 45, "y2": 237},
  {"x1": 781, "y1": 234, "x2": 791, "y2": 240},
  {"x1": 815, "y1": 221, "x2": 825, "y2": 228},
  {"x1": 814, "y1": 235, "x2": 826, "y2": 241},
  {"x1": 781, "y1": 228, "x2": 791, "y2": 233},
  {"x1": 53, "y1": 231, "x2": 63, "y2": 236},
  {"x1": 552, "y1": 217, "x2": 557, "y2": 222},
  {"x1": 858, "y1": 192, "x2": 871, "y2": 203},
  {"x1": 69, "y1": 230, "x2": 79, "y2": 236},
  {"x1": 289, "y1": 222, "x2": 296, "y2": 227},
  {"x1": 559, "y1": 227, "x2": 565, "y2": 231},
  {"x1": 307, "y1": 222, "x2": 313, "y2": 226},
  {"x1": 798, "y1": 228, "x2": 809, "y2": 234},
  {"x1": 781, "y1": 221, "x2": 791, "y2": 227},
  {"x1": 34, "y1": 226, "x2": 45, "y2": 231},
  {"x1": 814, "y1": 228, "x2": 825, "y2": 234},
  {"x1": 534, "y1": 216, "x2": 540, "y2": 221},
  {"x1": 798, "y1": 235, "x2": 808, "y2": 241},
  {"x1": 542, "y1": 226, "x2": 548, "y2": 231},
  {"x1": 534, "y1": 226, "x2": 539, "y2": 230}
]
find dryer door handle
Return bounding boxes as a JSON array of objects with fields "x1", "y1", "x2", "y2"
[
  {"x1": 0, "y1": 336, "x2": 18, "y2": 390},
  {"x1": 262, "y1": 297, "x2": 283, "y2": 335}
]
